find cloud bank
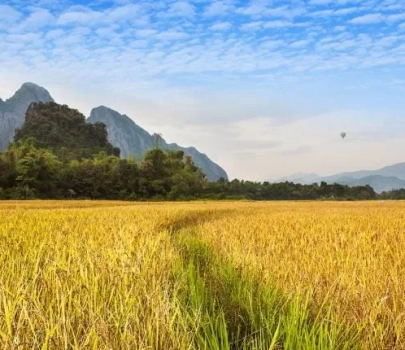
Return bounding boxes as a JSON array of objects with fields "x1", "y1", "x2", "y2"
[{"x1": 1, "y1": 0, "x2": 405, "y2": 180}]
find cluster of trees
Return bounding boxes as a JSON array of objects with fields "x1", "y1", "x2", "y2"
[
  {"x1": 0, "y1": 101, "x2": 403, "y2": 201},
  {"x1": 0, "y1": 137, "x2": 389, "y2": 201},
  {"x1": 1, "y1": 102, "x2": 208, "y2": 199},
  {"x1": 207, "y1": 179, "x2": 377, "y2": 200},
  {"x1": 15, "y1": 102, "x2": 120, "y2": 159},
  {"x1": 379, "y1": 189, "x2": 405, "y2": 200},
  {"x1": 0, "y1": 139, "x2": 206, "y2": 200}
]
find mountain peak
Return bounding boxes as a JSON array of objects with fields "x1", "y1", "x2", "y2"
[
  {"x1": 91, "y1": 105, "x2": 123, "y2": 119},
  {"x1": 0, "y1": 82, "x2": 55, "y2": 151},
  {"x1": 93, "y1": 105, "x2": 113, "y2": 112},
  {"x1": 10, "y1": 82, "x2": 54, "y2": 104},
  {"x1": 21, "y1": 82, "x2": 43, "y2": 89}
]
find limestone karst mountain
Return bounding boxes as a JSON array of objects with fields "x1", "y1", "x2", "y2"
[
  {"x1": 0, "y1": 83, "x2": 228, "y2": 181},
  {"x1": 0, "y1": 82, "x2": 54, "y2": 151},
  {"x1": 87, "y1": 106, "x2": 228, "y2": 181}
]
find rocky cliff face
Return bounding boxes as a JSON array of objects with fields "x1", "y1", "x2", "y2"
[
  {"x1": 0, "y1": 83, "x2": 54, "y2": 151},
  {"x1": 88, "y1": 106, "x2": 228, "y2": 181}
]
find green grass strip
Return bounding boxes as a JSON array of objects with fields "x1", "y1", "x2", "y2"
[{"x1": 173, "y1": 230, "x2": 362, "y2": 350}]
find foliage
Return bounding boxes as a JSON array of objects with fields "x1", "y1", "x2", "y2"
[
  {"x1": 0, "y1": 139, "x2": 206, "y2": 199},
  {"x1": 0, "y1": 138, "x2": 382, "y2": 200},
  {"x1": 202, "y1": 178, "x2": 377, "y2": 201},
  {"x1": 14, "y1": 102, "x2": 119, "y2": 159}
]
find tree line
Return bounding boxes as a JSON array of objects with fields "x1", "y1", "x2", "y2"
[
  {"x1": 1, "y1": 137, "x2": 397, "y2": 201},
  {"x1": 0, "y1": 101, "x2": 403, "y2": 201}
]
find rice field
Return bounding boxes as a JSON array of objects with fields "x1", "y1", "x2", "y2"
[{"x1": 1, "y1": 200, "x2": 405, "y2": 349}]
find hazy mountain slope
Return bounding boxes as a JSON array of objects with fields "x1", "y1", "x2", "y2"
[
  {"x1": 321, "y1": 163, "x2": 405, "y2": 182},
  {"x1": 87, "y1": 106, "x2": 228, "y2": 181},
  {"x1": 279, "y1": 163, "x2": 405, "y2": 185},
  {"x1": 277, "y1": 172, "x2": 320, "y2": 184},
  {"x1": 333, "y1": 175, "x2": 405, "y2": 193},
  {"x1": 0, "y1": 83, "x2": 54, "y2": 151},
  {"x1": 277, "y1": 163, "x2": 405, "y2": 193}
]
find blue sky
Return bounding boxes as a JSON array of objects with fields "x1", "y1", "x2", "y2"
[{"x1": 1, "y1": 0, "x2": 405, "y2": 180}]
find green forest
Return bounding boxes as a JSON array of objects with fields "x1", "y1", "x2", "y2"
[{"x1": 0, "y1": 101, "x2": 402, "y2": 200}]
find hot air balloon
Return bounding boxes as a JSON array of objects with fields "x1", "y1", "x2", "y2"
[{"x1": 340, "y1": 132, "x2": 346, "y2": 139}]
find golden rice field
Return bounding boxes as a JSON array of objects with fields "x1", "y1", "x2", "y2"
[{"x1": 1, "y1": 200, "x2": 405, "y2": 349}]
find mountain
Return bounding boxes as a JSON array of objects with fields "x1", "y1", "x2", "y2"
[
  {"x1": 332, "y1": 175, "x2": 405, "y2": 194},
  {"x1": 0, "y1": 83, "x2": 54, "y2": 151},
  {"x1": 320, "y1": 163, "x2": 405, "y2": 183},
  {"x1": 277, "y1": 163, "x2": 405, "y2": 193},
  {"x1": 0, "y1": 83, "x2": 228, "y2": 181},
  {"x1": 87, "y1": 106, "x2": 228, "y2": 181},
  {"x1": 14, "y1": 102, "x2": 119, "y2": 159}
]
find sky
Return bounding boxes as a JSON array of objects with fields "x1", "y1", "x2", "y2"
[{"x1": 1, "y1": 0, "x2": 405, "y2": 181}]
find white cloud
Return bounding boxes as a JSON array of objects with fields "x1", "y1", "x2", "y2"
[
  {"x1": 263, "y1": 20, "x2": 295, "y2": 28},
  {"x1": 56, "y1": 4, "x2": 148, "y2": 27},
  {"x1": 0, "y1": 4, "x2": 22, "y2": 23},
  {"x1": 240, "y1": 21, "x2": 262, "y2": 31},
  {"x1": 236, "y1": 4, "x2": 267, "y2": 16},
  {"x1": 155, "y1": 30, "x2": 189, "y2": 41},
  {"x1": 16, "y1": 8, "x2": 54, "y2": 30},
  {"x1": 310, "y1": 9, "x2": 334, "y2": 17},
  {"x1": 334, "y1": 7, "x2": 359, "y2": 15},
  {"x1": 57, "y1": 9, "x2": 103, "y2": 25},
  {"x1": 166, "y1": 1, "x2": 196, "y2": 18},
  {"x1": 210, "y1": 21, "x2": 232, "y2": 30},
  {"x1": 350, "y1": 13, "x2": 384, "y2": 24},
  {"x1": 309, "y1": 0, "x2": 333, "y2": 5},
  {"x1": 334, "y1": 25, "x2": 346, "y2": 31},
  {"x1": 203, "y1": 0, "x2": 233, "y2": 17},
  {"x1": 289, "y1": 39, "x2": 310, "y2": 48},
  {"x1": 109, "y1": 4, "x2": 143, "y2": 21},
  {"x1": 135, "y1": 29, "x2": 158, "y2": 37},
  {"x1": 387, "y1": 12, "x2": 405, "y2": 21},
  {"x1": 45, "y1": 29, "x2": 65, "y2": 40},
  {"x1": 236, "y1": 4, "x2": 305, "y2": 18}
]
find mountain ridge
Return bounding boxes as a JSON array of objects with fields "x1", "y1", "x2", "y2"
[
  {"x1": 276, "y1": 162, "x2": 405, "y2": 193},
  {"x1": 333, "y1": 175, "x2": 405, "y2": 193},
  {"x1": 87, "y1": 106, "x2": 228, "y2": 181}
]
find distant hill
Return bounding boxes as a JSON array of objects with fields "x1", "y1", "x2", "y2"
[
  {"x1": 87, "y1": 106, "x2": 228, "y2": 181},
  {"x1": 333, "y1": 175, "x2": 405, "y2": 194},
  {"x1": 277, "y1": 172, "x2": 320, "y2": 184},
  {"x1": 277, "y1": 163, "x2": 405, "y2": 193},
  {"x1": 321, "y1": 163, "x2": 405, "y2": 183}
]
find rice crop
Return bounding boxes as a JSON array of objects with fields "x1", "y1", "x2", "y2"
[{"x1": 0, "y1": 200, "x2": 404, "y2": 349}]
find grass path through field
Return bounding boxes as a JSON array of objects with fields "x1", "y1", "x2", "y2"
[{"x1": 166, "y1": 209, "x2": 362, "y2": 349}]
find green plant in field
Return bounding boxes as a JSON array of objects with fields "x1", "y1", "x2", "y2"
[{"x1": 173, "y1": 231, "x2": 361, "y2": 350}]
